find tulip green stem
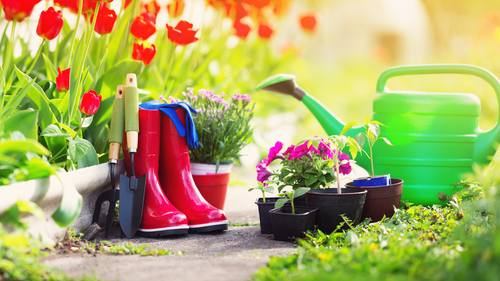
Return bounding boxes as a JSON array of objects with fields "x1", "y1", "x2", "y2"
[
  {"x1": 67, "y1": 0, "x2": 84, "y2": 68},
  {"x1": 162, "y1": 44, "x2": 177, "y2": 95},
  {"x1": 4, "y1": 20, "x2": 17, "y2": 78},
  {"x1": 25, "y1": 39, "x2": 46, "y2": 77},
  {"x1": 74, "y1": 115, "x2": 87, "y2": 138}
]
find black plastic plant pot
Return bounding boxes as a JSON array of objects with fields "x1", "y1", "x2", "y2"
[
  {"x1": 293, "y1": 194, "x2": 307, "y2": 207},
  {"x1": 306, "y1": 188, "x2": 367, "y2": 234},
  {"x1": 255, "y1": 197, "x2": 280, "y2": 234},
  {"x1": 269, "y1": 206, "x2": 318, "y2": 241}
]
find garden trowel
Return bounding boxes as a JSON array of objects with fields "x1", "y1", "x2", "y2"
[
  {"x1": 92, "y1": 85, "x2": 125, "y2": 238},
  {"x1": 119, "y1": 74, "x2": 146, "y2": 239}
]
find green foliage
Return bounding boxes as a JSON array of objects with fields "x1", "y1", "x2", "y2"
[
  {"x1": 252, "y1": 159, "x2": 500, "y2": 281},
  {"x1": 248, "y1": 181, "x2": 274, "y2": 202},
  {"x1": 183, "y1": 90, "x2": 255, "y2": 167},
  {"x1": 353, "y1": 117, "x2": 393, "y2": 177},
  {"x1": 99, "y1": 241, "x2": 182, "y2": 256},
  {"x1": 0, "y1": 201, "x2": 79, "y2": 281},
  {"x1": 275, "y1": 187, "x2": 310, "y2": 214}
]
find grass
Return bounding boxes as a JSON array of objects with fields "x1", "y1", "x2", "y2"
[{"x1": 251, "y1": 159, "x2": 500, "y2": 281}]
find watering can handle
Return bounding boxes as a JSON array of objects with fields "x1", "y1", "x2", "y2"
[{"x1": 376, "y1": 64, "x2": 500, "y2": 125}]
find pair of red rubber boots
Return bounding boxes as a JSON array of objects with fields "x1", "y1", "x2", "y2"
[{"x1": 122, "y1": 108, "x2": 228, "y2": 236}]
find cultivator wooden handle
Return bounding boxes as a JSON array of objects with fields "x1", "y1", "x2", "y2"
[{"x1": 108, "y1": 85, "x2": 125, "y2": 162}]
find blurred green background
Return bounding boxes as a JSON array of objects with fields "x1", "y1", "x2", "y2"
[{"x1": 246, "y1": 0, "x2": 500, "y2": 163}]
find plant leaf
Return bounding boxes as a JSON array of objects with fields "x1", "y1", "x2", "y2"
[
  {"x1": 3, "y1": 110, "x2": 38, "y2": 140},
  {"x1": 381, "y1": 137, "x2": 393, "y2": 146},
  {"x1": 274, "y1": 198, "x2": 289, "y2": 209},
  {"x1": 68, "y1": 137, "x2": 92, "y2": 163},
  {"x1": 51, "y1": 178, "x2": 82, "y2": 227},
  {"x1": 340, "y1": 121, "x2": 358, "y2": 136},
  {"x1": 77, "y1": 143, "x2": 99, "y2": 169},
  {"x1": 293, "y1": 187, "x2": 310, "y2": 199}
]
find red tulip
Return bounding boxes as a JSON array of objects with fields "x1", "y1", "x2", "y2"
[
  {"x1": 252, "y1": 0, "x2": 270, "y2": 9},
  {"x1": 67, "y1": 0, "x2": 100, "y2": 14},
  {"x1": 36, "y1": 7, "x2": 64, "y2": 41},
  {"x1": 299, "y1": 12, "x2": 320, "y2": 33},
  {"x1": 258, "y1": 22, "x2": 274, "y2": 39},
  {"x1": 167, "y1": 0, "x2": 185, "y2": 18},
  {"x1": 124, "y1": 0, "x2": 133, "y2": 9},
  {"x1": 166, "y1": 20, "x2": 199, "y2": 46},
  {"x1": 56, "y1": 67, "x2": 70, "y2": 93},
  {"x1": 1, "y1": 0, "x2": 41, "y2": 22},
  {"x1": 130, "y1": 12, "x2": 157, "y2": 41},
  {"x1": 234, "y1": 3, "x2": 250, "y2": 20},
  {"x1": 143, "y1": 0, "x2": 161, "y2": 17},
  {"x1": 54, "y1": 0, "x2": 72, "y2": 9},
  {"x1": 132, "y1": 41, "x2": 157, "y2": 66},
  {"x1": 79, "y1": 90, "x2": 102, "y2": 116},
  {"x1": 233, "y1": 17, "x2": 253, "y2": 39},
  {"x1": 94, "y1": 0, "x2": 113, "y2": 3},
  {"x1": 91, "y1": 5, "x2": 117, "y2": 35}
]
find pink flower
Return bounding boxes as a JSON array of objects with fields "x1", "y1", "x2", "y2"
[
  {"x1": 168, "y1": 96, "x2": 181, "y2": 104},
  {"x1": 187, "y1": 87, "x2": 194, "y2": 92},
  {"x1": 289, "y1": 142, "x2": 310, "y2": 159},
  {"x1": 256, "y1": 160, "x2": 272, "y2": 185},
  {"x1": 268, "y1": 141, "x2": 283, "y2": 161},
  {"x1": 220, "y1": 92, "x2": 227, "y2": 97},
  {"x1": 192, "y1": 95, "x2": 198, "y2": 101},
  {"x1": 337, "y1": 152, "x2": 352, "y2": 175},
  {"x1": 283, "y1": 144, "x2": 295, "y2": 160}
]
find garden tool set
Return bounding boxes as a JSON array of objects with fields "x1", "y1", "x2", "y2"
[
  {"x1": 94, "y1": 74, "x2": 227, "y2": 239},
  {"x1": 257, "y1": 64, "x2": 500, "y2": 206}
]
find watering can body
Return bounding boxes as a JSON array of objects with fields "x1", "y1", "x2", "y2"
[{"x1": 257, "y1": 64, "x2": 500, "y2": 206}]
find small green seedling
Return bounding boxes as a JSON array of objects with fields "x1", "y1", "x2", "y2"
[
  {"x1": 354, "y1": 116, "x2": 393, "y2": 177},
  {"x1": 248, "y1": 181, "x2": 274, "y2": 202},
  {"x1": 275, "y1": 187, "x2": 310, "y2": 214}
]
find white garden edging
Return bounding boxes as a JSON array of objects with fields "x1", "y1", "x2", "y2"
[{"x1": 0, "y1": 160, "x2": 125, "y2": 244}]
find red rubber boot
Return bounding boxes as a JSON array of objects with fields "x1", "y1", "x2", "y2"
[
  {"x1": 159, "y1": 108, "x2": 228, "y2": 233},
  {"x1": 123, "y1": 109, "x2": 189, "y2": 236}
]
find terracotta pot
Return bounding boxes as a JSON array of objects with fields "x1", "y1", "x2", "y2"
[
  {"x1": 345, "y1": 178, "x2": 404, "y2": 222},
  {"x1": 306, "y1": 188, "x2": 367, "y2": 233},
  {"x1": 191, "y1": 163, "x2": 232, "y2": 210}
]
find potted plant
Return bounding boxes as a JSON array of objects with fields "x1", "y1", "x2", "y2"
[
  {"x1": 268, "y1": 187, "x2": 318, "y2": 241},
  {"x1": 345, "y1": 117, "x2": 404, "y2": 222},
  {"x1": 249, "y1": 181, "x2": 279, "y2": 234},
  {"x1": 166, "y1": 89, "x2": 255, "y2": 210},
  {"x1": 256, "y1": 135, "x2": 366, "y2": 234}
]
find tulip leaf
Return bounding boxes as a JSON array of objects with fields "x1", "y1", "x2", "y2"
[
  {"x1": 68, "y1": 137, "x2": 92, "y2": 163},
  {"x1": 68, "y1": 35, "x2": 86, "y2": 123},
  {"x1": 42, "y1": 53, "x2": 58, "y2": 81},
  {"x1": 14, "y1": 66, "x2": 59, "y2": 131},
  {"x1": 41, "y1": 125, "x2": 68, "y2": 164},
  {"x1": 106, "y1": 7, "x2": 133, "y2": 69},
  {"x1": 94, "y1": 60, "x2": 143, "y2": 100},
  {"x1": 58, "y1": 122, "x2": 77, "y2": 138},
  {"x1": 3, "y1": 110, "x2": 39, "y2": 140},
  {"x1": 51, "y1": 178, "x2": 82, "y2": 227},
  {"x1": 77, "y1": 143, "x2": 99, "y2": 169},
  {"x1": 2, "y1": 77, "x2": 35, "y2": 119},
  {"x1": 0, "y1": 65, "x2": 5, "y2": 107},
  {"x1": 0, "y1": 139, "x2": 50, "y2": 156}
]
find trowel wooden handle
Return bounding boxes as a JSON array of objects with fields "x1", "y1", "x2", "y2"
[
  {"x1": 124, "y1": 74, "x2": 139, "y2": 152},
  {"x1": 108, "y1": 85, "x2": 125, "y2": 162}
]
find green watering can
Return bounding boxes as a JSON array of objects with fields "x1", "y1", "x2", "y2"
[{"x1": 256, "y1": 64, "x2": 500, "y2": 206}]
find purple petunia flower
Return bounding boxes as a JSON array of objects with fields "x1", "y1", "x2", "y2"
[
  {"x1": 256, "y1": 160, "x2": 272, "y2": 185},
  {"x1": 337, "y1": 152, "x2": 352, "y2": 175},
  {"x1": 268, "y1": 141, "x2": 283, "y2": 161},
  {"x1": 289, "y1": 142, "x2": 310, "y2": 159}
]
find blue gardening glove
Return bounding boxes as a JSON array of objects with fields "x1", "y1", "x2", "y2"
[{"x1": 139, "y1": 100, "x2": 199, "y2": 149}]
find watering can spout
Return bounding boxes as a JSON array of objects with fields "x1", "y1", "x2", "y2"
[
  {"x1": 256, "y1": 74, "x2": 369, "y2": 168},
  {"x1": 474, "y1": 126, "x2": 500, "y2": 165}
]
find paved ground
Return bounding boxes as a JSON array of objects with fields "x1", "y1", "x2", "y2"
[{"x1": 41, "y1": 173, "x2": 297, "y2": 281}]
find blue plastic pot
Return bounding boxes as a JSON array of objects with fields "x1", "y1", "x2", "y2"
[{"x1": 353, "y1": 175, "x2": 391, "y2": 187}]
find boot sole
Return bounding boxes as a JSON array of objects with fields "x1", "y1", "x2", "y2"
[
  {"x1": 188, "y1": 221, "x2": 228, "y2": 234},
  {"x1": 137, "y1": 226, "x2": 189, "y2": 237}
]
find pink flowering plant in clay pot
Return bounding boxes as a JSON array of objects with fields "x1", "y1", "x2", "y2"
[{"x1": 164, "y1": 88, "x2": 255, "y2": 170}]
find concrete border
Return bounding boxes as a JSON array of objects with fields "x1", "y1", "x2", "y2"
[{"x1": 0, "y1": 160, "x2": 125, "y2": 244}]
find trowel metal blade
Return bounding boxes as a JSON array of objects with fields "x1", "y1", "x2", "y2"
[{"x1": 119, "y1": 174, "x2": 146, "y2": 239}]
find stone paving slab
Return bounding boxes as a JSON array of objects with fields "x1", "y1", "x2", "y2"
[{"x1": 42, "y1": 185, "x2": 297, "y2": 281}]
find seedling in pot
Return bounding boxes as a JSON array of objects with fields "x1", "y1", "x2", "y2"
[
  {"x1": 275, "y1": 187, "x2": 310, "y2": 214},
  {"x1": 248, "y1": 181, "x2": 275, "y2": 202},
  {"x1": 353, "y1": 116, "x2": 393, "y2": 177}
]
